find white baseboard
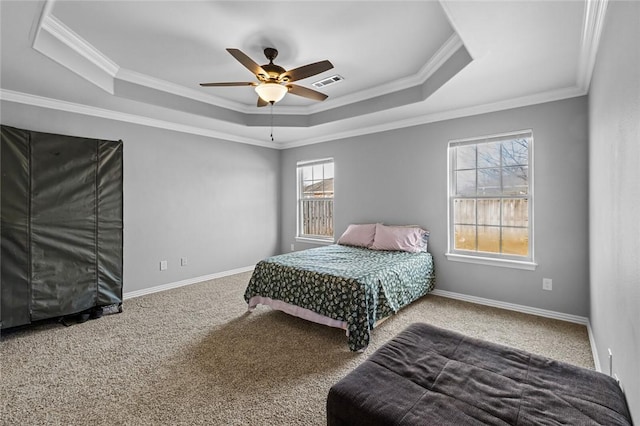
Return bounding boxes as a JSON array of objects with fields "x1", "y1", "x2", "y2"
[
  {"x1": 430, "y1": 289, "x2": 601, "y2": 369},
  {"x1": 430, "y1": 289, "x2": 589, "y2": 325},
  {"x1": 430, "y1": 289, "x2": 602, "y2": 368},
  {"x1": 123, "y1": 265, "x2": 255, "y2": 300},
  {"x1": 586, "y1": 320, "x2": 602, "y2": 372}
]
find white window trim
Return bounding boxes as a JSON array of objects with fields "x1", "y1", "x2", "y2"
[
  {"x1": 296, "y1": 158, "x2": 334, "y2": 243},
  {"x1": 446, "y1": 129, "x2": 536, "y2": 270},
  {"x1": 295, "y1": 236, "x2": 335, "y2": 245},
  {"x1": 445, "y1": 253, "x2": 538, "y2": 270}
]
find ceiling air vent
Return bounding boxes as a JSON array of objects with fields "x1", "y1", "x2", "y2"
[{"x1": 312, "y1": 74, "x2": 344, "y2": 89}]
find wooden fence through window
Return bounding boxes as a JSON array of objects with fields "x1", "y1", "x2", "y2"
[{"x1": 302, "y1": 199, "x2": 333, "y2": 237}]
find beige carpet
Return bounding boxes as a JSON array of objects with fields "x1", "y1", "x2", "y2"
[{"x1": 1, "y1": 271, "x2": 593, "y2": 425}]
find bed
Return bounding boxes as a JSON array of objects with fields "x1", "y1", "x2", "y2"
[
  {"x1": 244, "y1": 243, "x2": 435, "y2": 351},
  {"x1": 327, "y1": 323, "x2": 633, "y2": 425}
]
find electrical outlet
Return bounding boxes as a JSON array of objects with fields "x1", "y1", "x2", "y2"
[
  {"x1": 290, "y1": 243, "x2": 295, "y2": 251},
  {"x1": 160, "y1": 260, "x2": 167, "y2": 271},
  {"x1": 181, "y1": 257, "x2": 187, "y2": 266},
  {"x1": 542, "y1": 278, "x2": 552, "y2": 291}
]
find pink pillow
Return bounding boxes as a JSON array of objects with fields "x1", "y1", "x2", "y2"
[
  {"x1": 370, "y1": 224, "x2": 427, "y2": 253},
  {"x1": 337, "y1": 223, "x2": 377, "y2": 248}
]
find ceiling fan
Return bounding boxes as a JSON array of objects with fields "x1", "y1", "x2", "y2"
[{"x1": 200, "y1": 48, "x2": 334, "y2": 107}]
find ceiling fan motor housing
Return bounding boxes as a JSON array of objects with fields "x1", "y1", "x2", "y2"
[
  {"x1": 261, "y1": 63, "x2": 287, "y2": 81},
  {"x1": 261, "y1": 48, "x2": 286, "y2": 80}
]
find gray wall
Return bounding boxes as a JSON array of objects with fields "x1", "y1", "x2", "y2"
[
  {"x1": 589, "y1": 1, "x2": 640, "y2": 422},
  {"x1": 1, "y1": 102, "x2": 280, "y2": 294},
  {"x1": 281, "y1": 96, "x2": 589, "y2": 317}
]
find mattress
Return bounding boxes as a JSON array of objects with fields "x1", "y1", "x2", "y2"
[
  {"x1": 327, "y1": 323, "x2": 632, "y2": 425},
  {"x1": 244, "y1": 244, "x2": 435, "y2": 351}
]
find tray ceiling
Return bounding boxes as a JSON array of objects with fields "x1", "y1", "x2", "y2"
[{"x1": 0, "y1": 1, "x2": 606, "y2": 148}]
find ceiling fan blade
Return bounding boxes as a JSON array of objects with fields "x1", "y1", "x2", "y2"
[
  {"x1": 280, "y1": 60, "x2": 333, "y2": 83},
  {"x1": 226, "y1": 48, "x2": 268, "y2": 78},
  {"x1": 199, "y1": 82, "x2": 257, "y2": 87},
  {"x1": 257, "y1": 97, "x2": 269, "y2": 107},
  {"x1": 287, "y1": 84, "x2": 328, "y2": 101}
]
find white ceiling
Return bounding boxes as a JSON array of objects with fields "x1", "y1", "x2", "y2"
[{"x1": 0, "y1": 1, "x2": 606, "y2": 148}]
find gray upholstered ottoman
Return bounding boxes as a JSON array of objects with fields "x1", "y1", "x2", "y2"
[{"x1": 327, "y1": 323, "x2": 632, "y2": 425}]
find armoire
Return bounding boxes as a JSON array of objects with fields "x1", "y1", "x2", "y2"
[{"x1": 1, "y1": 125, "x2": 123, "y2": 329}]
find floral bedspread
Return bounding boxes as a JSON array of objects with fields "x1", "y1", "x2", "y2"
[{"x1": 244, "y1": 244, "x2": 435, "y2": 351}]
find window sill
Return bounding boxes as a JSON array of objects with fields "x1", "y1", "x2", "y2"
[
  {"x1": 295, "y1": 236, "x2": 335, "y2": 246},
  {"x1": 445, "y1": 253, "x2": 538, "y2": 270}
]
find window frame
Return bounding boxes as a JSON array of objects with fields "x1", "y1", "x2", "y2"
[
  {"x1": 296, "y1": 158, "x2": 335, "y2": 244},
  {"x1": 445, "y1": 130, "x2": 537, "y2": 270}
]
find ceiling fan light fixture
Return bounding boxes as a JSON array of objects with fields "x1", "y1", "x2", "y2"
[{"x1": 255, "y1": 82, "x2": 288, "y2": 104}]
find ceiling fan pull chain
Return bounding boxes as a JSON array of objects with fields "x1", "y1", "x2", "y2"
[{"x1": 270, "y1": 103, "x2": 274, "y2": 142}]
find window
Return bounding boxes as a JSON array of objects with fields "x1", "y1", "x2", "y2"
[
  {"x1": 447, "y1": 130, "x2": 535, "y2": 269},
  {"x1": 297, "y1": 158, "x2": 334, "y2": 241}
]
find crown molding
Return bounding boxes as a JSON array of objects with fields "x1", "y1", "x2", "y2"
[
  {"x1": 40, "y1": 14, "x2": 119, "y2": 78},
  {"x1": 32, "y1": 11, "x2": 118, "y2": 94},
  {"x1": 577, "y1": 0, "x2": 609, "y2": 91},
  {"x1": 30, "y1": 0, "x2": 55, "y2": 46},
  {"x1": 115, "y1": 68, "x2": 252, "y2": 113},
  {"x1": 0, "y1": 89, "x2": 278, "y2": 149},
  {"x1": 32, "y1": 0, "x2": 464, "y2": 119},
  {"x1": 1, "y1": 82, "x2": 585, "y2": 151},
  {"x1": 279, "y1": 85, "x2": 586, "y2": 149},
  {"x1": 302, "y1": 32, "x2": 464, "y2": 116}
]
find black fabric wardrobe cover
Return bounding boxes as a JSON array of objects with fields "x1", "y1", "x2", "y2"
[
  {"x1": 1, "y1": 125, "x2": 123, "y2": 329},
  {"x1": 1, "y1": 125, "x2": 31, "y2": 328}
]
